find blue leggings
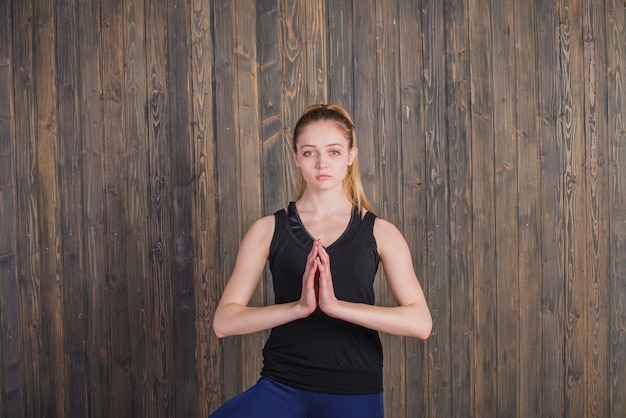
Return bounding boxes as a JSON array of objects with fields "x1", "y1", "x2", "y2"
[{"x1": 209, "y1": 377, "x2": 384, "y2": 418}]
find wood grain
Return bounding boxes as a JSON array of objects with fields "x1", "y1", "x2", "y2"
[
  {"x1": 444, "y1": 0, "x2": 474, "y2": 416},
  {"x1": 12, "y1": 0, "x2": 44, "y2": 416},
  {"x1": 491, "y1": 0, "x2": 519, "y2": 416},
  {"x1": 468, "y1": 0, "x2": 497, "y2": 416},
  {"x1": 123, "y1": 0, "x2": 151, "y2": 415},
  {"x1": 190, "y1": 0, "x2": 219, "y2": 414},
  {"x1": 515, "y1": 0, "x2": 542, "y2": 415},
  {"x1": 399, "y1": 1, "x2": 428, "y2": 416},
  {"x1": 0, "y1": 0, "x2": 23, "y2": 415},
  {"x1": 606, "y1": 1, "x2": 626, "y2": 417},
  {"x1": 537, "y1": 0, "x2": 565, "y2": 416}
]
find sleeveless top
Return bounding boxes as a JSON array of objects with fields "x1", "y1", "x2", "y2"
[{"x1": 261, "y1": 202, "x2": 383, "y2": 394}]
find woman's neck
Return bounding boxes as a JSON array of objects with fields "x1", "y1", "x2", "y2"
[{"x1": 296, "y1": 190, "x2": 352, "y2": 217}]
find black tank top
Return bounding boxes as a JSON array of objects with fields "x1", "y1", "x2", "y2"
[{"x1": 261, "y1": 202, "x2": 383, "y2": 394}]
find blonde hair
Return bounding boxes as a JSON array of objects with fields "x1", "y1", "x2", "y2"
[{"x1": 292, "y1": 103, "x2": 374, "y2": 213}]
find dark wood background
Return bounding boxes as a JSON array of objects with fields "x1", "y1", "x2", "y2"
[{"x1": 0, "y1": 0, "x2": 624, "y2": 417}]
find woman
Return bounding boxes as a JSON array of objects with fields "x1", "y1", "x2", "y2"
[{"x1": 211, "y1": 103, "x2": 432, "y2": 417}]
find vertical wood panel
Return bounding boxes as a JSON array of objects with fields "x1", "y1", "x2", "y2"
[
  {"x1": 304, "y1": 0, "x2": 327, "y2": 104},
  {"x1": 0, "y1": 0, "x2": 23, "y2": 415},
  {"x1": 213, "y1": 0, "x2": 241, "y2": 403},
  {"x1": 399, "y1": 1, "x2": 429, "y2": 416},
  {"x1": 190, "y1": 0, "x2": 219, "y2": 414},
  {"x1": 491, "y1": 1, "x2": 519, "y2": 416},
  {"x1": 537, "y1": 0, "x2": 565, "y2": 416},
  {"x1": 55, "y1": 2, "x2": 89, "y2": 414},
  {"x1": 421, "y1": 1, "x2": 452, "y2": 417},
  {"x1": 583, "y1": 1, "x2": 609, "y2": 417},
  {"x1": 515, "y1": 0, "x2": 542, "y2": 415},
  {"x1": 33, "y1": 0, "x2": 68, "y2": 414},
  {"x1": 77, "y1": 0, "x2": 110, "y2": 416},
  {"x1": 257, "y1": 0, "x2": 283, "y2": 322},
  {"x1": 280, "y1": 0, "x2": 307, "y2": 140},
  {"x1": 12, "y1": 1, "x2": 45, "y2": 416},
  {"x1": 258, "y1": 0, "x2": 286, "y2": 213},
  {"x1": 101, "y1": 0, "x2": 132, "y2": 414},
  {"x1": 607, "y1": 1, "x2": 626, "y2": 416},
  {"x1": 146, "y1": 0, "x2": 175, "y2": 414},
  {"x1": 167, "y1": 1, "x2": 198, "y2": 416},
  {"x1": 468, "y1": 0, "x2": 497, "y2": 416},
  {"x1": 377, "y1": 1, "x2": 406, "y2": 416},
  {"x1": 443, "y1": 1, "x2": 474, "y2": 416},
  {"x1": 557, "y1": 2, "x2": 587, "y2": 416},
  {"x1": 123, "y1": 0, "x2": 151, "y2": 415},
  {"x1": 234, "y1": 0, "x2": 264, "y2": 391},
  {"x1": 352, "y1": 0, "x2": 378, "y2": 206},
  {"x1": 327, "y1": 0, "x2": 353, "y2": 109}
]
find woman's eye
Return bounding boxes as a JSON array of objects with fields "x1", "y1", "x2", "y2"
[
  {"x1": 303, "y1": 151, "x2": 313, "y2": 157},
  {"x1": 330, "y1": 150, "x2": 341, "y2": 156}
]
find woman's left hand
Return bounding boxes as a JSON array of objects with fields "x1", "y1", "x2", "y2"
[{"x1": 314, "y1": 240, "x2": 339, "y2": 315}]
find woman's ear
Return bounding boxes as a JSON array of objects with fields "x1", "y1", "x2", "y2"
[
  {"x1": 348, "y1": 147, "x2": 358, "y2": 166},
  {"x1": 293, "y1": 147, "x2": 300, "y2": 167}
]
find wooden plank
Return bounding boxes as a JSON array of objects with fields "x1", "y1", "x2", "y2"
[
  {"x1": 166, "y1": 1, "x2": 198, "y2": 416},
  {"x1": 557, "y1": 2, "x2": 588, "y2": 416},
  {"x1": 606, "y1": 1, "x2": 626, "y2": 416},
  {"x1": 234, "y1": 0, "x2": 264, "y2": 391},
  {"x1": 258, "y1": 0, "x2": 287, "y2": 214},
  {"x1": 189, "y1": 0, "x2": 218, "y2": 413},
  {"x1": 352, "y1": 0, "x2": 378, "y2": 207},
  {"x1": 514, "y1": 0, "x2": 542, "y2": 415},
  {"x1": 583, "y1": 1, "x2": 609, "y2": 417},
  {"x1": 280, "y1": 0, "x2": 306, "y2": 148},
  {"x1": 327, "y1": 0, "x2": 353, "y2": 109},
  {"x1": 377, "y1": 1, "x2": 406, "y2": 415},
  {"x1": 490, "y1": 0, "x2": 519, "y2": 416},
  {"x1": 123, "y1": 0, "x2": 151, "y2": 415},
  {"x1": 399, "y1": 1, "x2": 428, "y2": 416},
  {"x1": 0, "y1": 1, "x2": 24, "y2": 415},
  {"x1": 420, "y1": 1, "x2": 452, "y2": 417},
  {"x1": 100, "y1": 0, "x2": 132, "y2": 415},
  {"x1": 190, "y1": 0, "x2": 219, "y2": 414},
  {"x1": 304, "y1": 0, "x2": 327, "y2": 104},
  {"x1": 213, "y1": 0, "x2": 242, "y2": 403},
  {"x1": 77, "y1": 1, "x2": 111, "y2": 416},
  {"x1": 444, "y1": 0, "x2": 474, "y2": 416},
  {"x1": 468, "y1": 0, "x2": 497, "y2": 416},
  {"x1": 257, "y1": 0, "x2": 282, "y2": 342},
  {"x1": 55, "y1": 0, "x2": 90, "y2": 416},
  {"x1": 33, "y1": 0, "x2": 68, "y2": 415},
  {"x1": 146, "y1": 0, "x2": 175, "y2": 414},
  {"x1": 536, "y1": 0, "x2": 565, "y2": 415},
  {"x1": 12, "y1": 1, "x2": 44, "y2": 416}
]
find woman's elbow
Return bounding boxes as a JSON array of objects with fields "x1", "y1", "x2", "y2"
[
  {"x1": 411, "y1": 308, "x2": 433, "y2": 340},
  {"x1": 212, "y1": 319, "x2": 225, "y2": 338},
  {"x1": 212, "y1": 310, "x2": 230, "y2": 338},
  {"x1": 414, "y1": 318, "x2": 432, "y2": 340}
]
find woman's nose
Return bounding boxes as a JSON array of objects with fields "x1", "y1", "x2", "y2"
[{"x1": 316, "y1": 155, "x2": 327, "y2": 168}]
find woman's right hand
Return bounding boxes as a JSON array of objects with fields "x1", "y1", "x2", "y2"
[{"x1": 297, "y1": 240, "x2": 321, "y2": 316}]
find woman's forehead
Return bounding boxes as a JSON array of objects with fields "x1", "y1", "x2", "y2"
[{"x1": 296, "y1": 120, "x2": 349, "y2": 145}]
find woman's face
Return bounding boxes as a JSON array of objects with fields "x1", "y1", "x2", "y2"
[{"x1": 293, "y1": 120, "x2": 357, "y2": 193}]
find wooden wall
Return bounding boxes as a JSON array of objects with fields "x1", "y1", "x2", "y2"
[{"x1": 0, "y1": 0, "x2": 625, "y2": 417}]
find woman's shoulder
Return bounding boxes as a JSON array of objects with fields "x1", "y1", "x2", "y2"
[
  {"x1": 372, "y1": 217, "x2": 406, "y2": 252},
  {"x1": 248, "y1": 214, "x2": 276, "y2": 235}
]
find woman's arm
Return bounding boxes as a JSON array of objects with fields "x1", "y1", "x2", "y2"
[
  {"x1": 212, "y1": 216, "x2": 318, "y2": 338},
  {"x1": 317, "y1": 218, "x2": 432, "y2": 339}
]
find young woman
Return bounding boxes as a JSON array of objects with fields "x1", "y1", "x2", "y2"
[{"x1": 210, "y1": 103, "x2": 432, "y2": 418}]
